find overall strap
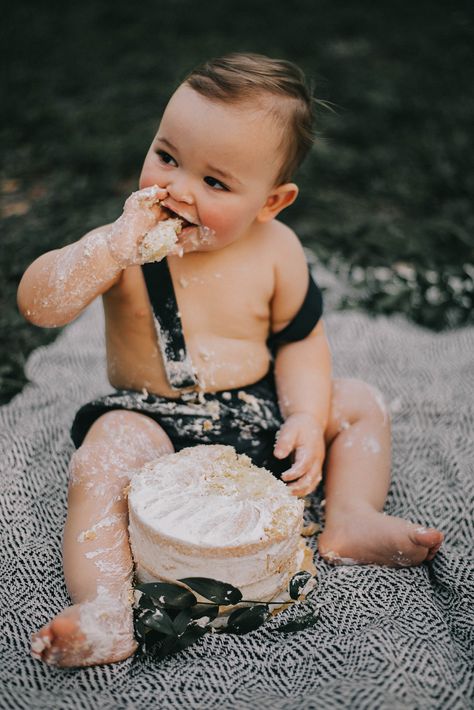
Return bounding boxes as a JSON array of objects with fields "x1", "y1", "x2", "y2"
[
  {"x1": 266, "y1": 266, "x2": 323, "y2": 352},
  {"x1": 142, "y1": 259, "x2": 198, "y2": 389}
]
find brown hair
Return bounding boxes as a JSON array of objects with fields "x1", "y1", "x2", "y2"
[{"x1": 183, "y1": 52, "x2": 315, "y2": 185}]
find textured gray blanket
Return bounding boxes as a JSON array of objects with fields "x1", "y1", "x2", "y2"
[{"x1": 1, "y1": 296, "x2": 473, "y2": 709}]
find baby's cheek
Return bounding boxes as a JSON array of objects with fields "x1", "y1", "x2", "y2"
[
  {"x1": 206, "y1": 208, "x2": 249, "y2": 244},
  {"x1": 138, "y1": 160, "x2": 164, "y2": 191}
]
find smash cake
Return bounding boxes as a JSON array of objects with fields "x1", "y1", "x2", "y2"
[
  {"x1": 128, "y1": 445, "x2": 316, "y2": 610},
  {"x1": 138, "y1": 215, "x2": 182, "y2": 263}
]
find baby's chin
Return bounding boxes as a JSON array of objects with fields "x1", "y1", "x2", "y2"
[{"x1": 174, "y1": 225, "x2": 220, "y2": 254}]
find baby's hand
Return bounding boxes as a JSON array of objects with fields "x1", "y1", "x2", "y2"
[
  {"x1": 274, "y1": 413, "x2": 326, "y2": 497},
  {"x1": 107, "y1": 185, "x2": 169, "y2": 268}
]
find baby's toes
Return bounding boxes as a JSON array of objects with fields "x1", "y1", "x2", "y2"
[
  {"x1": 31, "y1": 629, "x2": 53, "y2": 662},
  {"x1": 425, "y1": 538, "x2": 444, "y2": 561},
  {"x1": 31, "y1": 611, "x2": 89, "y2": 666},
  {"x1": 409, "y1": 526, "x2": 444, "y2": 553}
]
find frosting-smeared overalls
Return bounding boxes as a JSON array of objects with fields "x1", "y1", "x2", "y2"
[{"x1": 71, "y1": 258, "x2": 323, "y2": 477}]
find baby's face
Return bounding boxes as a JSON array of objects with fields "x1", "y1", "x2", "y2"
[{"x1": 139, "y1": 84, "x2": 284, "y2": 251}]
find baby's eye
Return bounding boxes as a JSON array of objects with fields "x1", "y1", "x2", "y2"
[
  {"x1": 156, "y1": 150, "x2": 177, "y2": 167},
  {"x1": 204, "y1": 176, "x2": 228, "y2": 191}
]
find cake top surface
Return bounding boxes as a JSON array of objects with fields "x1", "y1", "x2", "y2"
[{"x1": 128, "y1": 445, "x2": 304, "y2": 548}]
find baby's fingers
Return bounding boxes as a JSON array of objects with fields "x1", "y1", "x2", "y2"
[
  {"x1": 135, "y1": 185, "x2": 168, "y2": 205},
  {"x1": 281, "y1": 446, "x2": 312, "y2": 482},
  {"x1": 124, "y1": 185, "x2": 168, "y2": 215},
  {"x1": 287, "y1": 462, "x2": 322, "y2": 497},
  {"x1": 274, "y1": 420, "x2": 297, "y2": 460}
]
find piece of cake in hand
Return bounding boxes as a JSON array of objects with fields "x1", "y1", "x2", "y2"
[
  {"x1": 127, "y1": 445, "x2": 316, "y2": 611},
  {"x1": 138, "y1": 216, "x2": 182, "y2": 263}
]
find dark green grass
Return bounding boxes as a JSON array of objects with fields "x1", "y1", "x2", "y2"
[{"x1": 1, "y1": 0, "x2": 473, "y2": 403}]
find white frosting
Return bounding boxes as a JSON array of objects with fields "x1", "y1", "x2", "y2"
[
  {"x1": 128, "y1": 445, "x2": 305, "y2": 602},
  {"x1": 138, "y1": 218, "x2": 182, "y2": 262}
]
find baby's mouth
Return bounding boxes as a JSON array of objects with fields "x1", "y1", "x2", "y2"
[{"x1": 160, "y1": 205, "x2": 197, "y2": 230}]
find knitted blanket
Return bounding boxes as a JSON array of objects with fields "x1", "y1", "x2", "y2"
[{"x1": 1, "y1": 296, "x2": 473, "y2": 710}]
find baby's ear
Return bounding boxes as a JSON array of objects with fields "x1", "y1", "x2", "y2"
[{"x1": 256, "y1": 183, "x2": 299, "y2": 223}]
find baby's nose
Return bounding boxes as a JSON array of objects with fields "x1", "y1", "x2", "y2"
[
  {"x1": 166, "y1": 176, "x2": 194, "y2": 205},
  {"x1": 176, "y1": 193, "x2": 193, "y2": 205}
]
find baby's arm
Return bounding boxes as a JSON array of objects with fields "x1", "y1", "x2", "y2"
[
  {"x1": 17, "y1": 186, "x2": 168, "y2": 327},
  {"x1": 270, "y1": 231, "x2": 332, "y2": 495}
]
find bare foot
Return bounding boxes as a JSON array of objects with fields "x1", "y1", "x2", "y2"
[
  {"x1": 31, "y1": 591, "x2": 137, "y2": 667},
  {"x1": 318, "y1": 507, "x2": 444, "y2": 567}
]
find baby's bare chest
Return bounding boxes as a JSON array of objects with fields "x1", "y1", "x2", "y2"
[
  {"x1": 104, "y1": 254, "x2": 274, "y2": 341},
  {"x1": 101, "y1": 254, "x2": 275, "y2": 394}
]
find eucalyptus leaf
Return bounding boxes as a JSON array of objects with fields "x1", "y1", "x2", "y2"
[
  {"x1": 172, "y1": 608, "x2": 193, "y2": 636},
  {"x1": 151, "y1": 624, "x2": 208, "y2": 661},
  {"x1": 144, "y1": 630, "x2": 168, "y2": 653},
  {"x1": 154, "y1": 635, "x2": 180, "y2": 661},
  {"x1": 175, "y1": 624, "x2": 209, "y2": 652},
  {"x1": 136, "y1": 582, "x2": 197, "y2": 609},
  {"x1": 178, "y1": 577, "x2": 242, "y2": 605},
  {"x1": 143, "y1": 608, "x2": 177, "y2": 637},
  {"x1": 226, "y1": 604, "x2": 270, "y2": 635},
  {"x1": 138, "y1": 594, "x2": 156, "y2": 611},
  {"x1": 289, "y1": 571, "x2": 314, "y2": 600},
  {"x1": 134, "y1": 613, "x2": 149, "y2": 641},
  {"x1": 275, "y1": 610, "x2": 320, "y2": 633}
]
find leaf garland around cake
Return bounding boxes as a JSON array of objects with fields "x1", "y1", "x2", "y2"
[{"x1": 133, "y1": 571, "x2": 318, "y2": 662}]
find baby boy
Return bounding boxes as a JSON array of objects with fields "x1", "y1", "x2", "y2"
[{"x1": 18, "y1": 53, "x2": 444, "y2": 667}]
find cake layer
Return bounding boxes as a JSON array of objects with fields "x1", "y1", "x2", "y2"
[{"x1": 128, "y1": 445, "x2": 306, "y2": 601}]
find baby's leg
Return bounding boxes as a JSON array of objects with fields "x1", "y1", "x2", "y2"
[
  {"x1": 31, "y1": 410, "x2": 173, "y2": 667},
  {"x1": 318, "y1": 378, "x2": 444, "y2": 566}
]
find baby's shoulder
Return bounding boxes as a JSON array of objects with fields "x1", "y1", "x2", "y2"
[{"x1": 258, "y1": 219, "x2": 308, "y2": 278}]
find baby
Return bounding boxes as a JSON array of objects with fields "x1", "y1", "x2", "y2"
[{"x1": 18, "y1": 53, "x2": 444, "y2": 667}]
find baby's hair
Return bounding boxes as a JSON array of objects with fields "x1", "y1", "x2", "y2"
[{"x1": 183, "y1": 52, "x2": 315, "y2": 185}]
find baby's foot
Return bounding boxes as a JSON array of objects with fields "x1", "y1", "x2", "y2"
[
  {"x1": 31, "y1": 593, "x2": 137, "y2": 667},
  {"x1": 318, "y1": 507, "x2": 444, "y2": 567}
]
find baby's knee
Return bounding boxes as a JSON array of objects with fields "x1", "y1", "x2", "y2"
[
  {"x1": 86, "y1": 410, "x2": 173, "y2": 458},
  {"x1": 68, "y1": 440, "x2": 125, "y2": 490},
  {"x1": 69, "y1": 410, "x2": 174, "y2": 488},
  {"x1": 331, "y1": 378, "x2": 390, "y2": 427},
  {"x1": 364, "y1": 382, "x2": 390, "y2": 426}
]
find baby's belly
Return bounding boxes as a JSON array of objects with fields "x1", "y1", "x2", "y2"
[{"x1": 105, "y1": 332, "x2": 272, "y2": 398}]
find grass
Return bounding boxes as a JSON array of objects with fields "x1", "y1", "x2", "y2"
[{"x1": 1, "y1": 0, "x2": 473, "y2": 403}]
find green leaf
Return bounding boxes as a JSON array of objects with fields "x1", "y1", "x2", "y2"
[
  {"x1": 153, "y1": 635, "x2": 181, "y2": 661},
  {"x1": 178, "y1": 577, "x2": 242, "y2": 605},
  {"x1": 143, "y1": 608, "x2": 177, "y2": 637},
  {"x1": 275, "y1": 610, "x2": 320, "y2": 633},
  {"x1": 172, "y1": 608, "x2": 193, "y2": 636},
  {"x1": 289, "y1": 571, "x2": 314, "y2": 600},
  {"x1": 144, "y1": 629, "x2": 168, "y2": 653},
  {"x1": 152, "y1": 624, "x2": 208, "y2": 661},
  {"x1": 136, "y1": 582, "x2": 197, "y2": 609},
  {"x1": 138, "y1": 594, "x2": 155, "y2": 611},
  {"x1": 226, "y1": 605, "x2": 270, "y2": 635},
  {"x1": 134, "y1": 612, "x2": 150, "y2": 641},
  {"x1": 175, "y1": 624, "x2": 209, "y2": 652}
]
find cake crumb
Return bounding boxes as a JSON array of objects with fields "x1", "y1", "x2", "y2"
[
  {"x1": 139, "y1": 217, "x2": 182, "y2": 263},
  {"x1": 301, "y1": 522, "x2": 320, "y2": 537}
]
